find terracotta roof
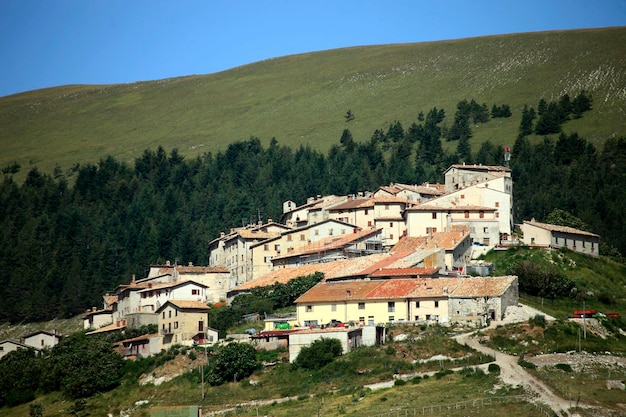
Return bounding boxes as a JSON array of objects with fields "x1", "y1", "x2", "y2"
[
  {"x1": 116, "y1": 333, "x2": 159, "y2": 345},
  {"x1": 86, "y1": 321, "x2": 126, "y2": 335},
  {"x1": 231, "y1": 253, "x2": 392, "y2": 291},
  {"x1": 104, "y1": 295, "x2": 118, "y2": 306},
  {"x1": 390, "y1": 237, "x2": 426, "y2": 253},
  {"x1": 295, "y1": 280, "x2": 383, "y2": 303},
  {"x1": 330, "y1": 195, "x2": 413, "y2": 211},
  {"x1": 329, "y1": 197, "x2": 375, "y2": 211},
  {"x1": 400, "y1": 227, "x2": 470, "y2": 251},
  {"x1": 365, "y1": 279, "x2": 424, "y2": 299},
  {"x1": 357, "y1": 251, "x2": 414, "y2": 275},
  {"x1": 524, "y1": 220, "x2": 599, "y2": 238},
  {"x1": 394, "y1": 183, "x2": 445, "y2": 196},
  {"x1": 272, "y1": 228, "x2": 382, "y2": 260},
  {"x1": 166, "y1": 299, "x2": 210, "y2": 310},
  {"x1": 449, "y1": 276, "x2": 517, "y2": 298},
  {"x1": 295, "y1": 275, "x2": 516, "y2": 304},
  {"x1": 369, "y1": 267, "x2": 438, "y2": 277},
  {"x1": 237, "y1": 229, "x2": 281, "y2": 240}
]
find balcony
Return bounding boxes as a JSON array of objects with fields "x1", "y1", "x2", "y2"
[{"x1": 160, "y1": 327, "x2": 173, "y2": 335}]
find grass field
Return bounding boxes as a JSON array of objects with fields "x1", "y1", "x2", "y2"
[{"x1": 1, "y1": 27, "x2": 625, "y2": 183}]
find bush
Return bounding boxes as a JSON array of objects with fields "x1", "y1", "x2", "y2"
[
  {"x1": 394, "y1": 379, "x2": 407, "y2": 386},
  {"x1": 555, "y1": 363, "x2": 573, "y2": 372},
  {"x1": 207, "y1": 343, "x2": 258, "y2": 386},
  {"x1": 488, "y1": 363, "x2": 501, "y2": 374},
  {"x1": 293, "y1": 338, "x2": 342, "y2": 370},
  {"x1": 529, "y1": 314, "x2": 546, "y2": 328}
]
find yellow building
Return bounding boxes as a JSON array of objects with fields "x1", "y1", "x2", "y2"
[
  {"x1": 156, "y1": 299, "x2": 215, "y2": 351},
  {"x1": 295, "y1": 276, "x2": 518, "y2": 327}
]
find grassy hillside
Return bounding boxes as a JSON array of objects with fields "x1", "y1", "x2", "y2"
[
  {"x1": 483, "y1": 247, "x2": 626, "y2": 319},
  {"x1": 1, "y1": 27, "x2": 625, "y2": 182}
]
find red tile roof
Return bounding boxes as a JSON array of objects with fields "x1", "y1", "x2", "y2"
[
  {"x1": 272, "y1": 228, "x2": 382, "y2": 260},
  {"x1": 295, "y1": 276, "x2": 516, "y2": 304},
  {"x1": 445, "y1": 164, "x2": 511, "y2": 173},
  {"x1": 369, "y1": 267, "x2": 438, "y2": 277}
]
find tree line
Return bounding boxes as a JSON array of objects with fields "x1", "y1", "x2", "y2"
[{"x1": 0, "y1": 97, "x2": 624, "y2": 323}]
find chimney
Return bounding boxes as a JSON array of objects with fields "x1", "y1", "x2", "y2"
[
  {"x1": 166, "y1": 260, "x2": 171, "y2": 266},
  {"x1": 188, "y1": 262, "x2": 193, "y2": 266},
  {"x1": 268, "y1": 218, "x2": 272, "y2": 223}
]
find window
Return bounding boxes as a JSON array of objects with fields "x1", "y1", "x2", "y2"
[
  {"x1": 496, "y1": 212, "x2": 500, "y2": 218},
  {"x1": 331, "y1": 304, "x2": 337, "y2": 312},
  {"x1": 388, "y1": 316, "x2": 395, "y2": 322},
  {"x1": 479, "y1": 211, "x2": 484, "y2": 218},
  {"x1": 198, "y1": 321, "x2": 204, "y2": 331},
  {"x1": 368, "y1": 316, "x2": 374, "y2": 325},
  {"x1": 264, "y1": 256, "x2": 271, "y2": 263},
  {"x1": 495, "y1": 202, "x2": 500, "y2": 207},
  {"x1": 389, "y1": 222, "x2": 393, "y2": 228},
  {"x1": 432, "y1": 212, "x2": 437, "y2": 219},
  {"x1": 368, "y1": 220, "x2": 372, "y2": 226},
  {"x1": 385, "y1": 204, "x2": 390, "y2": 210},
  {"x1": 168, "y1": 310, "x2": 172, "y2": 318},
  {"x1": 314, "y1": 229, "x2": 319, "y2": 236},
  {"x1": 287, "y1": 235, "x2": 292, "y2": 241},
  {"x1": 174, "y1": 321, "x2": 179, "y2": 329},
  {"x1": 192, "y1": 289, "x2": 200, "y2": 295},
  {"x1": 414, "y1": 316, "x2": 419, "y2": 321},
  {"x1": 359, "y1": 316, "x2": 365, "y2": 324},
  {"x1": 389, "y1": 234, "x2": 394, "y2": 240},
  {"x1": 483, "y1": 227, "x2": 489, "y2": 233},
  {"x1": 388, "y1": 302, "x2": 395, "y2": 312},
  {"x1": 434, "y1": 301, "x2": 439, "y2": 308},
  {"x1": 460, "y1": 194, "x2": 465, "y2": 199},
  {"x1": 464, "y1": 211, "x2": 470, "y2": 218},
  {"x1": 415, "y1": 301, "x2": 420, "y2": 308},
  {"x1": 305, "y1": 305, "x2": 313, "y2": 313},
  {"x1": 358, "y1": 302, "x2": 365, "y2": 310},
  {"x1": 264, "y1": 244, "x2": 269, "y2": 251},
  {"x1": 300, "y1": 234, "x2": 305, "y2": 241},
  {"x1": 162, "y1": 311, "x2": 165, "y2": 319},
  {"x1": 364, "y1": 209, "x2": 369, "y2": 215},
  {"x1": 483, "y1": 238, "x2": 490, "y2": 246}
]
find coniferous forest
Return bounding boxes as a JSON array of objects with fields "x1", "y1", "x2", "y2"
[{"x1": 1, "y1": 97, "x2": 624, "y2": 324}]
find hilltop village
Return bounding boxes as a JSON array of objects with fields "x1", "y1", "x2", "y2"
[{"x1": 1, "y1": 163, "x2": 601, "y2": 361}]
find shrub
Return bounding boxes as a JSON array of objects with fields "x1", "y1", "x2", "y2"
[
  {"x1": 529, "y1": 314, "x2": 546, "y2": 328},
  {"x1": 207, "y1": 343, "x2": 258, "y2": 386},
  {"x1": 394, "y1": 379, "x2": 407, "y2": 386},
  {"x1": 555, "y1": 363, "x2": 573, "y2": 372},
  {"x1": 488, "y1": 363, "x2": 501, "y2": 374},
  {"x1": 293, "y1": 338, "x2": 342, "y2": 370}
]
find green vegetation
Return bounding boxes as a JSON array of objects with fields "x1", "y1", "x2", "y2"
[
  {"x1": 1, "y1": 28, "x2": 625, "y2": 183},
  {"x1": 293, "y1": 338, "x2": 343, "y2": 370},
  {"x1": 206, "y1": 343, "x2": 258, "y2": 386},
  {"x1": 0, "y1": 332, "x2": 123, "y2": 407},
  {"x1": 482, "y1": 247, "x2": 626, "y2": 319}
]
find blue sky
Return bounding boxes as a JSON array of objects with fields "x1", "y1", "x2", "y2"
[{"x1": 0, "y1": 0, "x2": 624, "y2": 97}]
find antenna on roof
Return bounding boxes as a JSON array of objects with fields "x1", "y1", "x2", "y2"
[{"x1": 504, "y1": 146, "x2": 511, "y2": 167}]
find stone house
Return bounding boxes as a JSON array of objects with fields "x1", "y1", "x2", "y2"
[
  {"x1": 207, "y1": 220, "x2": 292, "y2": 285},
  {"x1": 294, "y1": 276, "x2": 518, "y2": 327},
  {"x1": 156, "y1": 299, "x2": 216, "y2": 351},
  {"x1": 520, "y1": 219, "x2": 600, "y2": 257}
]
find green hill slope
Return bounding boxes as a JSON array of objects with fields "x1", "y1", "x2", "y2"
[{"x1": 1, "y1": 27, "x2": 625, "y2": 181}]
